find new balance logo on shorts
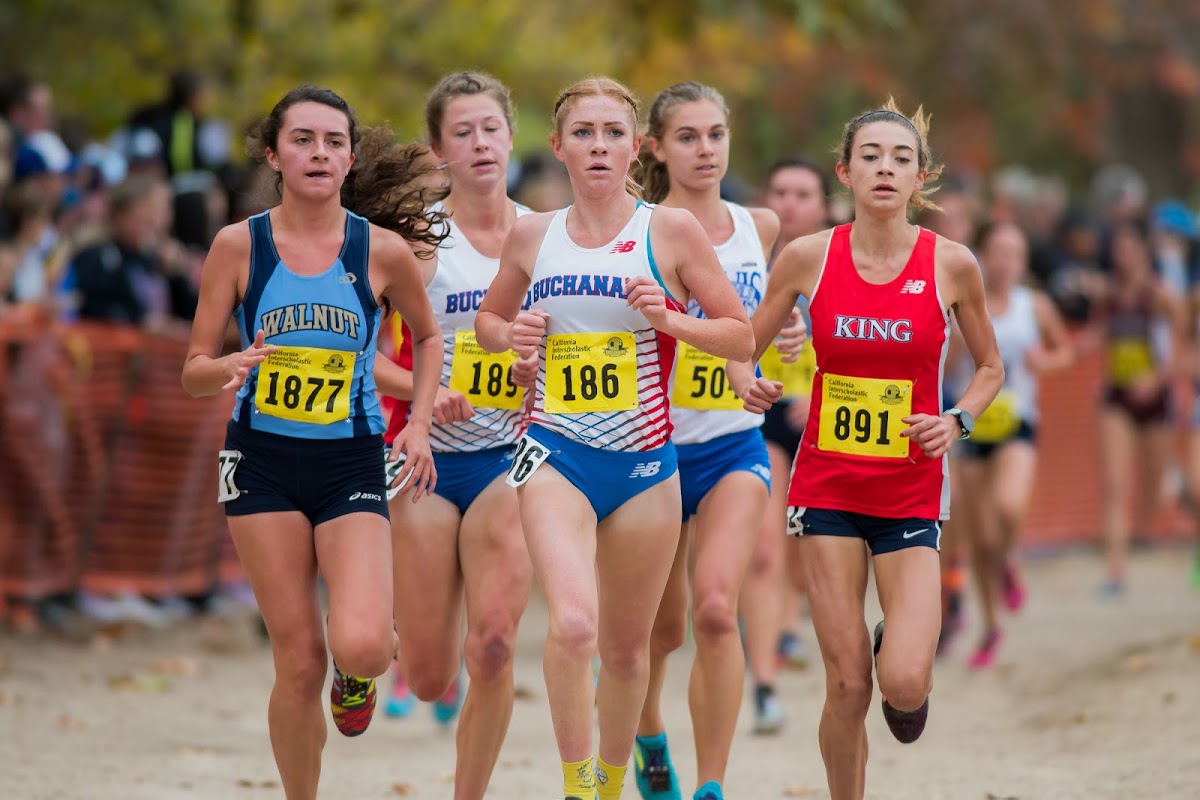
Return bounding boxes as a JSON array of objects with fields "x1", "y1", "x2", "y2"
[
  {"x1": 629, "y1": 461, "x2": 661, "y2": 478},
  {"x1": 348, "y1": 491, "x2": 382, "y2": 502},
  {"x1": 609, "y1": 240, "x2": 637, "y2": 254},
  {"x1": 900, "y1": 279, "x2": 926, "y2": 294}
]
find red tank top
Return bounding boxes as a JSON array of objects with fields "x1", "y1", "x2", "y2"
[
  {"x1": 788, "y1": 224, "x2": 950, "y2": 520},
  {"x1": 382, "y1": 318, "x2": 412, "y2": 445}
]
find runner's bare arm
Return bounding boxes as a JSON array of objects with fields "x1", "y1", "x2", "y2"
[
  {"x1": 476, "y1": 212, "x2": 553, "y2": 355},
  {"x1": 182, "y1": 223, "x2": 269, "y2": 397},
  {"x1": 649, "y1": 206, "x2": 753, "y2": 361}
]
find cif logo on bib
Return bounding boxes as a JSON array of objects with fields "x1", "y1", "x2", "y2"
[
  {"x1": 603, "y1": 337, "x2": 627, "y2": 357},
  {"x1": 880, "y1": 384, "x2": 905, "y2": 405},
  {"x1": 324, "y1": 353, "x2": 347, "y2": 374}
]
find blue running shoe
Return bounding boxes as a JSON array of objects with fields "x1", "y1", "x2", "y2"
[
  {"x1": 383, "y1": 665, "x2": 414, "y2": 719},
  {"x1": 433, "y1": 671, "x2": 462, "y2": 726},
  {"x1": 633, "y1": 732, "x2": 681, "y2": 800}
]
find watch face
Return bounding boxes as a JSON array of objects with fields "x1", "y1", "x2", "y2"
[{"x1": 959, "y1": 409, "x2": 975, "y2": 432}]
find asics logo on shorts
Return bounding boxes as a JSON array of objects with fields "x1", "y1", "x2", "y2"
[
  {"x1": 751, "y1": 463, "x2": 772, "y2": 482},
  {"x1": 348, "y1": 491, "x2": 382, "y2": 502},
  {"x1": 629, "y1": 461, "x2": 661, "y2": 478}
]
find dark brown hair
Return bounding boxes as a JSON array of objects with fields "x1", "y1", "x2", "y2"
[{"x1": 246, "y1": 86, "x2": 448, "y2": 258}]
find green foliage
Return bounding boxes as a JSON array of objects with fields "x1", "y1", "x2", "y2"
[{"x1": 2, "y1": 0, "x2": 1198, "y2": 197}]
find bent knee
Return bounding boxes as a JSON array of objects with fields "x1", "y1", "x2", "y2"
[
  {"x1": 878, "y1": 667, "x2": 932, "y2": 713},
  {"x1": 464, "y1": 624, "x2": 517, "y2": 683},
  {"x1": 598, "y1": 640, "x2": 648, "y2": 682},
  {"x1": 548, "y1": 605, "x2": 598, "y2": 658},
  {"x1": 330, "y1": 626, "x2": 394, "y2": 679},
  {"x1": 650, "y1": 607, "x2": 688, "y2": 656},
  {"x1": 273, "y1": 640, "x2": 329, "y2": 699},
  {"x1": 691, "y1": 591, "x2": 739, "y2": 641}
]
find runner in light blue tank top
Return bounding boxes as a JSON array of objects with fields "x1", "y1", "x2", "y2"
[{"x1": 181, "y1": 86, "x2": 446, "y2": 794}]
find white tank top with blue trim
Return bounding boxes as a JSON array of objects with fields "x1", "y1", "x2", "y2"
[
  {"x1": 527, "y1": 202, "x2": 683, "y2": 452},
  {"x1": 669, "y1": 201, "x2": 767, "y2": 445}
]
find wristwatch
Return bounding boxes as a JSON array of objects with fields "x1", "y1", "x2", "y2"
[{"x1": 945, "y1": 407, "x2": 974, "y2": 440}]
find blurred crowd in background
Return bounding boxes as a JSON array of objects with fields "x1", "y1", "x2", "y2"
[{"x1": 1, "y1": 66, "x2": 1199, "y2": 631}]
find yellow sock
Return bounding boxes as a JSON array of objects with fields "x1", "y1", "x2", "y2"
[
  {"x1": 595, "y1": 756, "x2": 627, "y2": 800},
  {"x1": 562, "y1": 757, "x2": 595, "y2": 799}
]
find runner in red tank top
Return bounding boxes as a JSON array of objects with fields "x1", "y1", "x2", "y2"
[{"x1": 729, "y1": 99, "x2": 1003, "y2": 800}]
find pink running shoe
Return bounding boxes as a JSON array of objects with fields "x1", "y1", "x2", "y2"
[
  {"x1": 1001, "y1": 562, "x2": 1026, "y2": 613},
  {"x1": 967, "y1": 627, "x2": 1002, "y2": 670}
]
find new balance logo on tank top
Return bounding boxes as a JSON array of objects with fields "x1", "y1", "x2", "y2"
[
  {"x1": 232, "y1": 209, "x2": 384, "y2": 439},
  {"x1": 669, "y1": 201, "x2": 767, "y2": 445},
  {"x1": 789, "y1": 224, "x2": 950, "y2": 520},
  {"x1": 529, "y1": 202, "x2": 684, "y2": 451},
  {"x1": 423, "y1": 201, "x2": 532, "y2": 452}
]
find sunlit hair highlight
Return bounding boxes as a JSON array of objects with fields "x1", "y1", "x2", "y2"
[{"x1": 836, "y1": 96, "x2": 943, "y2": 212}]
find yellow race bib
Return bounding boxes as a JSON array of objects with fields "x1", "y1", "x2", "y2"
[
  {"x1": 672, "y1": 342, "x2": 742, "y2": 411},
  {"x1": 255, "y1": 346, "x2": 356, "y2": 425},
  {"x1": 448, "y1": 330, "x2": 524, "y2": 410},
  {"x1": 971, "y1": 389, "x2": 1020, "y2": 444},
  {"x1": 760, "y1": 343, "x2": 816, "y2": 398},
  {"x1": 1108, "y1": 338, "x2": 1154, "y2": 388},
  {"x1": 544, "y1": 332, "x2": 637, "y2": 414},
  {"x1": 817, "y1": 373, "x2": 911, "y2": 459}
]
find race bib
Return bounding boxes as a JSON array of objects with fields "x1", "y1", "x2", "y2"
[
  {"x1": 544, "y1": 332, "x2": 637, "y2": 414},
  {"x1": 506, "y1": 434, "x2": 551, "y2": 488},
  {"x1": 217, "y1": 449, "x2": 243, "y2": 504},
  {"x1": 760, "y1": 343, "x2": 816, "y2": 398},
  {"x1": 817, "y1": 373, "x2": 912, "y2": 459},
  {"x1": 971, "y1": 389, "x2": 1020, "y2": 444},
  {"x1": 254, "y1": 346, "x2": 356, "y2": 425},
  {"x1": 671, "y1": 342, "x2": 742, "y2": 411},
  {"x1": 447, "y1": 330, "x2": 524, "y2": 410},
  {"x1": 1108, "y1": 338, "x2": 1154, "y2": 388},
  {"x1": 383, "y1": 446, "x2": 413, "y2": 501}
]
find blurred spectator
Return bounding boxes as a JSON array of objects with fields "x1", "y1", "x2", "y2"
[
  {"x1": 0, "y1": 118, "x2": 12, "y2": 239},
  {"x1": 126, "y1": 71, "x2": 227, "y2": 178},
  {"x1": 67, "y1": 175, "x2": 198, "y2": 328},
  {"x1": 509, "y1": 152, "x2": 572, "y2": 211},
  {"x1": 1148, "y1": 199, "x2": 1199, "y2": 297},
  {"x1": 1, "y1": 181, "x2": 63, "y2": 308},
  {"x1": 1040, "y1": 208, "x2": 1108, "y2": 325},
  {"x1": 0, "y1": 75, "x2": 56, "y2": 147},
  {"x1": 1091, "y1": 163, "x2": 1150, "y2": 272}
]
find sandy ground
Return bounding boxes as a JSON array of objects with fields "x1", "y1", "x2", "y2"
[{"x1": 3, "y1": 547, "x2": 1200, "y2": 800}]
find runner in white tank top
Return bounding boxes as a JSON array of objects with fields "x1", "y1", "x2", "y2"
[
  {"x1": 950, "y1": 223, "x2": 1071, "y2": 672},
  {"x1": 371, "y1": 72, "x2": 538, "y2": 800},
  {"x1": 626, "y1": 83, "x2": 806, "y2": 800},
  {"x1": 474, "y1": 77, "x2": 753, "y2": 800}
]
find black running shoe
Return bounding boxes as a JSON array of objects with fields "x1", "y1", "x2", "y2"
[{"x1": 873, "y1": 620, "x2": 929, "y2": 744}]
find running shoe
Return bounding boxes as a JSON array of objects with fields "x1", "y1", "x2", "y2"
[
  {"x1": 633, "y1": 732, "x2": 681, "y2": 800},
  {"x1": 777, "y1": 630, "x2": 810, "y2": 669},
  {"x1": 330, "y1": 661, "x2": 377, "y2": 737},
  {"x1": 872, "y1": 620, "x2": 929, "y2": 744},
  {"x1": 967, "y1": 626, "x2": 1002, "y2": 670},
  {"x1": 936, "y1": 583, "x2": 965, "y2": 658},
  {"x1": 384, "y1": 663, "x2": 415, "y2": 719},
  {"x1": 433, "y1": 671, "x2": 463, "y2": 725},
  {"x1": 752, "y1": 684, "x2": 786, "y2": 735},
  {"x1": 1001, "y1": 562, "x2": 1026, "y2": 613},
  {"x1": 693, "y1": 781, "x2": 723, "y2": 800}
]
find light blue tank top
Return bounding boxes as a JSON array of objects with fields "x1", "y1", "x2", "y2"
[{"x1": 231, "y1": 209, "x2": 384, "y2": 439}]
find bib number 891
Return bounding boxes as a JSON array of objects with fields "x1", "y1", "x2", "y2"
[{"x1": 832, "y1": 406, "x2": 893, "y2": 446}]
